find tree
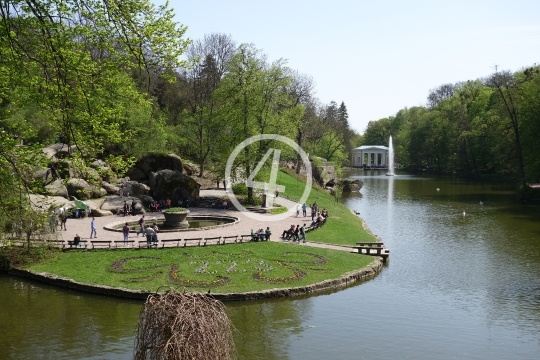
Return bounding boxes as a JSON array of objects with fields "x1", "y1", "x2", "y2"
[
  {"x1": 0, "y1": 0, "x2": 190, "y2": 240},
  {"x1": 217, "y1": 44, "x2": 301, "y2": 202},
  {"x1": 180, "y1": 33, "x2": 236, "y2": 175}
]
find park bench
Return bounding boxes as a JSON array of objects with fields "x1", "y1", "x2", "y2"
[
  {"x1": 90, "y1": 240, "x2": 112, "y2": 249},
  {"x1": 184, "y1": 237, "x2": 204, "y2": 247},
  {"x1": 138, "y1": 240, "x2": 158, "y2": 248},
  {"x1": 67, "y1": 240, "x2": 87, "y2": 249},
  {"x1": 222, "y1": 235, "x2": 238, "y2": 244},
  {"x1": 204, "y1": 236, "x2": 222, "y2": 245},
  {"x1": 240, "y1": 234, "x2": 258, "y2": 242},
  {"x1": 356, "y1": 242, "x2": 385, "y2": 248},
  {"x1": 114, "y1": 240, "x2": 135, "y2": 249},
  {"x1": 353, "y1": 244, "x2": 390, "y2": 261},
  {"x1": 46, "y1": 240, "x2": 65, "y2": 248},
  {"x1": 161, "y1": 239, "x2": 182, "y2": 248}
]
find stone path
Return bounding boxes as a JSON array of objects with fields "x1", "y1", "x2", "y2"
[{"x1": 59, "y1": 189, "x2": 355, "y2": 253}]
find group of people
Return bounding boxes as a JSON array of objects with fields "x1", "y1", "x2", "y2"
[
  {"x1": 131, "y1": 215, "x2": 160, "y2": 247},
  {"x1": 251, "y1": 227, "x2": 271, "y2": 241},
  {"x1": 211, "y1": 199, "x2": 228, "y2": 209},
  {"x1": 280, "y1": 224, "x2": 307, "y2": 243},
  {"x1": 121, "y1": 199, "x2": 138, "y2": 216},
  {"x1": 50, "y1": 210, "x2": 68, "y2": 233}
]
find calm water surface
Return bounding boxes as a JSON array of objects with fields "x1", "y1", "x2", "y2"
[{"x1": 2, "y1": 170, "x2": 540, "y2": 359}]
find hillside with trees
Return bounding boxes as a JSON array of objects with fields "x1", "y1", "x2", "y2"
[
  {"x1": 359, "y1": 66, "x2": 540, "y2": 189},
  {"x1": 0, "y1": 1, "x2": 358, "y2": 239}
]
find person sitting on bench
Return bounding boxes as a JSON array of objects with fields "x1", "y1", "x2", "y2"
[
  {"x1": 73, "y1": 234, "x2": 81, "y2": 246},
  {"x1": 281, "y1": 224, "x2": 295, "y2": 240}
]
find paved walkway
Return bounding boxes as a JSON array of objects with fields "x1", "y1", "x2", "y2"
[{"x1": 59, "y1": 190, "x2": 354, "y2": 253}]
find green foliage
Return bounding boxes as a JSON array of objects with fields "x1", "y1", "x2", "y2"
[{"x1": 231, "y1": 183, "x2": 248, "y2": 196}]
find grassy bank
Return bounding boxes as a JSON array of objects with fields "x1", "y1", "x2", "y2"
[
  {"x1": 276, "y1": 169, "x2": 376, "y2": 246},
  {"x1": 26, "y1": 243, "x2": 374, "y2": 293}
]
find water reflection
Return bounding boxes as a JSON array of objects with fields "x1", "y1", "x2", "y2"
[{"x1": 2, "y1": 172, "x2": 540, "y2": 359}]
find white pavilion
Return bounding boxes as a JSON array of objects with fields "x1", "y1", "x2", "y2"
[{"x1": 351, "y1": 145, "x2": 389, "y2": 167}]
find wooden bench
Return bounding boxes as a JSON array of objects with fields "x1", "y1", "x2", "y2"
[
  {"x1": 46, "y1": 240, "x2": 65, "y2": 248},
  {"x1": 353, "y1": 245, "x2": 390, "y2": 261},
  {"x1": 356, "y1": 242, "x2": 385, "y2": 248},
  {"x1": 240, "y1": 234, "x2": 259, "y2": 242},
  {"x1": 161, "y1": 239, "x2": 182, "y2": 248},
  {"x1": 184, "y1": 237, "x2": 204, "y2": 247},
  {"x1": 114, "y1": 240, "x2": 135, "y2": 248},
  {"x1": 204, "y1": 236, "x2": 222, "y2": 245},
  {"x1": 90, "y1": 240, "x2": 112, "y2": 249},
  {"x1": 138, "y1": 240, "x2": 157, "y2": 248},
  {"x1": 67, "y1": 240, "x2": 87, "y2": 249},
  {"x1": 222, "y1": 235, "x2": 238, "y2": 244}
]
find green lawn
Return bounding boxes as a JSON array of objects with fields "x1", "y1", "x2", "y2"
[
  {"x1": 276, "y1": 170, "x2": 376, "y2": 246},
  {"x1": 27, "y1": 243, "x2": 374, "y2": 293}
]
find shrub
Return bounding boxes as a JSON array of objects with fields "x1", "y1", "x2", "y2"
[{"x1": 231, "y1": 183, "x2": 248, "y2": 195}]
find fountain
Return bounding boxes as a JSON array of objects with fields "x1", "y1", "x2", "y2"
[{"x1": 386, "y1": 135, "x2": 395, "y2": 176}]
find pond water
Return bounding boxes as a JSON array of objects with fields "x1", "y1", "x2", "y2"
[{"x1": 2, "y1": 170, "x2": 540, "y2": 359}]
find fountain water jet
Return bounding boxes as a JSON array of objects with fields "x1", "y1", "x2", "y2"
[{"x1": 386, "y1": 135, "x2": 395, "y2": 176}]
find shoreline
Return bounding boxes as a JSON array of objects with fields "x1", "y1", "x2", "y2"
[{"x1": 5, "y1": 257, "x2": 383, "y2": 301}]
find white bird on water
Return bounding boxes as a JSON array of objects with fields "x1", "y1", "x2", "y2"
[
  {"x1": 479, "y1": 201, "x2": 483, "y2": 205},
  {"x1": 436, "y1": 188, "x2": 440, "y2": 191},
  {"x1": 463, "y1": 211, "x2": 466, "y2": 216}
]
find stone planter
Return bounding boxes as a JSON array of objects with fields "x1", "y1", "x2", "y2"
[{"x1": 163, "y1": 210, "x2": 190, "y2": 229}]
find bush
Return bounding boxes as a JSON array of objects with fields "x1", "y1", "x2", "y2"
[{"x1": 231, "y1": 183, "x2": 248, "y2": 195}]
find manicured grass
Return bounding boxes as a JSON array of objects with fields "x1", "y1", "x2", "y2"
[
  {"x1": 26, "y1": 243, "x2": 374, "y2": 293},
  {"x1": 276, "y1": 170, "x2": 376, "y2": 246}
]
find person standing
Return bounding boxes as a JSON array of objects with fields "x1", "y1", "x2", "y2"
[
  {"x1": 292, "y1": 225, "x2": 300, "y2": 243},
  {"x1": 123, "y1": 201, "x2": 129, "y2": 217},
  {"x1": 131, "y1": 199, "x2": 137, "y2": 215},
  {"x1": 60, "y1": 211, "x2": 67, "y2": 231},
  {"x1": 302, "y1": 203, "x2": 307, "y2": 217},
  {"x1": 296, "y1": 204, "x2": 300, "y2": 217},
  {"x1": 136, "y1": 215, "x2": 145, "y2": 236},
  {"x1": 90, "y1": 217, "x2": 97, "y2": 238},
  {"x1": 275, "y1": 186, "x2": 279, "y2": 198},
  {"x1": 144, "y1": 225, "x2": 155, "y2": 248},
  {"x1": 122, "y1": 222, "x2": 130, "y2": 243},
  {"x1": 119, "y1": 181, "x2": 124, "y2": 197},
  {"x1": 152, "y1": 222, "x2": 160, "y2": 245},
  {"x1": 299, "y1": 224, "x2": 306, "y2": 243}
]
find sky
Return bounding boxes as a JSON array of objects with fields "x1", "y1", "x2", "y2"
[{"x1": 163, "y1": 0, "x2": 539, "y2": 134}]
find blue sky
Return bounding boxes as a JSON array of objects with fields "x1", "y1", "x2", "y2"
[{"x1": 164, "y1": 0, "x2": 539, "y2": 134}]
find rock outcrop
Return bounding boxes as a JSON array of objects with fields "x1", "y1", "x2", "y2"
[
  {"x1": 339, "y1": 178, "x2": 364, "y2": 192},
  {"x1": 127, "y1": 153, "x2": 184, "y2": 180},
  {"x1": 101, "y1": 196, "x2": 144, "y2": 215},
  {"x1": 44, "y1": 179, "x2": 68, "y2": 198},
  {"x1": 66, "y1": 178, "x2": 106, "y2": 200},
  {"x1": 151, "y1": 170, "x2": 200, "y2": 204}
]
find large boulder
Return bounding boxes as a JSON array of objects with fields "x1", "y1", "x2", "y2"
[
  {"x1": 182, "y1": 162, "x2": 198, "y2": 176},
  {"x1": 28, "y1": 194, "x2": 71, "y2": 211},
  {"x1": 101, "y1": 196, "x2": 145, "y2": 214},
  {"x1": 130, "y1": 181, "x2": 150, "y2": 198},
  {"x1": 339, "y1": 178, "x2": 364, "y2": 192},
  {"x1": 151, "y1": 170, "x2": 200, "y2": 205},
  {"x1": 101, "y1": 181, "x2": 120, "y2": 195},
  {"x1": 126, "y1": 153, "x2": 184, "y2": 181},
  {"x1": 91, "y1": 208, "x2": 113, "y2": 217},
  {"x1": 44, "y1": 179, "x2": 68, "y2": 198},
  {"x1": 66, "y1": 178, "x2": 106, "y2": 199},
  {"x1": 42, "y1": 143, "x2": 75, "y2": 159}
]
